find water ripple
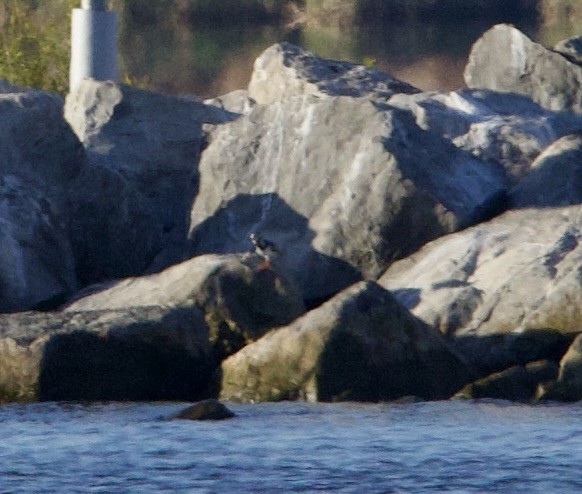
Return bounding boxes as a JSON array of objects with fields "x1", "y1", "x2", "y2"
[{"x1": 0, "y1": 400, "x2": 581, "y2": 493}]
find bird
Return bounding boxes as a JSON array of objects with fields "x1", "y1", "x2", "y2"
[{"x1": 249, "y1": 232, "x2": 279, "y2": 269}]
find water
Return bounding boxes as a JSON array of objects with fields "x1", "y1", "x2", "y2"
[
  {"x1": 1, "y1": 400, "x2": 581, "y2": 493},
  {"x1": 118, "y1": 5, "x2": 581, "y2": 99}
]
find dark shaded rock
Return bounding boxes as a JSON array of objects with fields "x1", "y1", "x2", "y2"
[
  {"x1": 63, "y1": 254, "x2": 306, "y2": 362},
  {"x1": 0, "y1": 89, "x2": 83, "y2": 312},
  {"x1": 537, "y1": 333, "x2": 582, "y2": 402},
  {"x1": 220, "y1": 281, "x2": 472, "y2": 403},
  {"x1": 511, "y1": 134, "x2": 582, "y2": 207},
  {"x1": 464, "y1": 24, "x2": 582, "y2": 113},
  {"x1": 454, "y1": 360, "x2": 559, "y2": 402},
  {"x1": 171, "y1": 399, "x2": 235, "y2": 420},
  {"x1": 0, "y1": 306, "x2": 213, "y2": 403},
  {"x1": 452, "y1": 330, "x2": 573, "y2": 379},
  {"x1": 0, "y1": 176, "x2": 76, "y2": 313}
]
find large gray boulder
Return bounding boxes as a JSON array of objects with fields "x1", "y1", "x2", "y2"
[
  {"x1": 0, "y1": 306, "x2": 213, "y2": 402},
  {"x1": 390, "y1": 89, "x2": 582, "y2": 183},
  {"x1": 189, "y1": 81, "x2": 508, "y2": 304},
  {"x1": 0, "y1": 89, "x2": 83, "y2": 311},
  {"x1": 64, "y1": 253, "x2": 306, "y2": 361},
  {"x1": 379, "y1": 206, "x2": 582, "y2": 375},
  {"x1": 220, "y1": 281, "x2": 471, "y2": 403},
  {"x1": 464, "y1": 24, "x2": 582, "y2": 113},
  {"x1": 248, "y1": 42, "x2": 420, "y2": 105},
  {"x1": 64, "y1": 80, "x2": 232, "y2": 281}
]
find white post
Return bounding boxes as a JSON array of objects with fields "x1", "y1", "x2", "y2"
[{"x1": 69, "y1": 0, "x2": 118, "y2": 91}]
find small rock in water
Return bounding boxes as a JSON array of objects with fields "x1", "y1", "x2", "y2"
[{"x1": 172, "y1": 399, "x2": 235, "y2": 421}]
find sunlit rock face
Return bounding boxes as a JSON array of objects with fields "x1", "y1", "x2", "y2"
[
  {"x1": 388, "y1": 89, "x2": 582, "y2": 184},
  {"x1": 379, "y1": 205, "x2": 582, "y2": 375},
  {"x1": 464, "y1": 24, "x2": 582, "y2": 113},
  {"x1": 190, "y1": 46, "x2": 508, "y2": 305},
  {"x1": 248, "y1": 42, "x2": 420, "y2": 105}
]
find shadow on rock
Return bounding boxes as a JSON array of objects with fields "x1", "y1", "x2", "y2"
[
  {"x1": 188, "y1": 192, "x2": 362, "y2": 308},
  {"x1": 315, "y1": 284, "x2": 472, "y2": 402},
  {"x1": 452, "y1": 328, "x2": 575, "y2": 379},
  {"x1": 38, "y1": 322, "x2": 216, "y2": 402},
  {"x1": 510, "y1": 134, "x2": 582, "y2": 208}
]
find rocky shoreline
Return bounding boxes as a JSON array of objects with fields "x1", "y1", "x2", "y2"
[{"x1": 1, "y1": 24, "x2": 582, "y2": 405}]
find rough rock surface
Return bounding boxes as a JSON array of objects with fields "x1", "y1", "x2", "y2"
[
  {"x1": 190, "y1": 77, "x2": 508, "y2": 304},
  {"x1": 64, "y1": 80, "x2": 232, "y2": 281},
  {"x1": 380, "y1": 206, "x2": 582, "y2": 374},
  {"x1": 464, "y1": 24, "x2": 582, "y2": 113},
  {"x1": 64, "y1": 254, "x2": 305, "y2": 361},
  {"x1": 248, "y1": 42, "x2": 420, "y2": 105},
  {"x1": 0, "y1": 306, "x2": 213, "y2": 402},
  {"x1": 220, "y1": 281, "x2": 471, "y2": 403},
  {"x1": 0, "y1": 89, "x2": 82, "y2": 311},
  {"x1": 389, "y1": 89, "x2": 582, "y2": 183}
]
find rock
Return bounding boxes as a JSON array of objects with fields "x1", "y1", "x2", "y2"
[
  {"x1": 220, "y1": 281, "x2": 471, "y2": 403},
  {"x1": 66, "y1": 161, "x2": 164, "y2": 286},
  {"x1": 0, "y1": 89, "x2": 83, "y2": 311},
  {"x1": 0, "y1": 176, "x2": 77, "y2": 313},
  {"x1": 537, "y1": 334, "x2": 582, "y2": 402},
  {"x1": 464, "y1": 24, "x2": 582, "y2": 113},
  {"x1": 171, "y1": 399, "x2": 235, "y2": 420},
  {"x1": 454, "y1": 360, "x2": 559, "y2": 402},
  {"x1": 64, "y1": 80, "x2": 231, "y2": 281},
  {"x1": 379, "y1": 206, "x2": 582, "y2": 375},
  {"x1": 64, "y1": 254, "x2": 306, "y2": 361},
  {"x1": 0, "y1": 306, "x2": 213, "y2": 403},
  {"x1": 248, "y1": 42, "x2": 420, "y2": 105},
  {"x1": 190, "y1": 90, "x2": 508, "y2": 304},
  {"x1": 389, "y1": 89, "x2": 582, "y2": 183},
  {"x1": 554, "y1": 35, "x2": 582, "y2": 66},
  {"x1": 511, "y1": 134, "x2": 582, "y2": 207},
  {"x1": 204, "y1": 89, "x2": 255, "y2": 116}
]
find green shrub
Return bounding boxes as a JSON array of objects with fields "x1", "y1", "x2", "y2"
[{"x1": 0, "y1": 0, "x2": 75, "y2": 93}]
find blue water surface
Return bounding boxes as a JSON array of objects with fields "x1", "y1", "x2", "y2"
[{"x1": 0, "y1": 400, "x2": 580, "y2": 493}]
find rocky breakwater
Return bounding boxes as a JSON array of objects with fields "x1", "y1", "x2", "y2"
[
  {"x1": 220, "y1": 281, "x2": 471, "y2": 403},
  {"x1": 0, "y1": 253, "x2": 304, "y2": 402},
  {"x1": 2, "y1": 25, "x2": 582, "y2": 404},
  {"x1": 191, "y1": 42, "x2": 508, "y2": 306}
]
